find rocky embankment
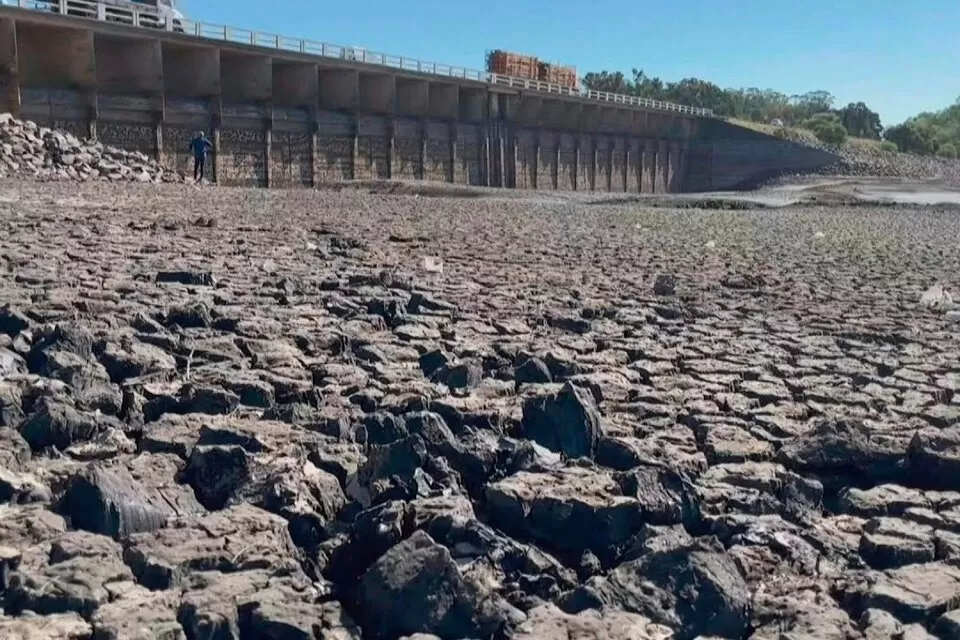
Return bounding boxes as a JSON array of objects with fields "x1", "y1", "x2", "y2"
[
  {"x1": 0, "y1": 114, "x2": 181, "y2": 184},
  {"x1": 1, "y1": 175, "x2": 960, "y2": 639},
  {"x1": 822, "y1": 145, "x2": 960, "y2": 184}
]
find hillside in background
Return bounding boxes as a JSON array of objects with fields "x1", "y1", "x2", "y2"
[{"x1": 581, "y1": 69, "x2": 959, "y2": 159}]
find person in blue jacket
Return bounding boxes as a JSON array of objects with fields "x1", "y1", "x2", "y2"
[{"x1": 189, "y1": 131, "x2": 213, "y2": 183}]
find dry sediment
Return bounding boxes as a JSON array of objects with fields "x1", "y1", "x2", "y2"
[{"x1": 0, "y1": 176, "x2": 960, "y2": 639}]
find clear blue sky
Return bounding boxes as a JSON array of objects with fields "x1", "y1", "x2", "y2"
[{"x1": 181, "y1": 0, "x2": 958, "y2": 127}]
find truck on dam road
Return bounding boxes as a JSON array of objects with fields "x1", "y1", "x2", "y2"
[{"x1": 0, "y1": 0, "x2": 185, "y2": 30}]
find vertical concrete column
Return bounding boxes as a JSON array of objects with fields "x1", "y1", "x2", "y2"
[
  {"x1": 497, "y1": 127, "x2": 505, "y2": 188},
  {"x1": 449, "y1": 122, "x2": 457, "y2": 184},
  {"x1": 351, "y1": 114, "x2": 360, "y2": 180},
  {"x1": 309, "y1": 106, "x2": 319, "y2": 187},
  {"x1": 573, "y1": 144, "x2": 580, "y2": 191},
  {"x1": 154, "y1": 122, "x2": 163, "y2": 163},
  {"x1": 211, "y1": 96, "x2": 222, "y2": 185},
  {"x1": 387, "y1": 120, "x2": 395, "y2": 180},
  {"x1": 591, "y1": 142, "x2": 598, "y2": 191},
  {"x1": 419, "y1": 119, "x2": 427, "y2": 181},
  {"x1": 554, "y1": 143, "x2": 561, "y2": 190},
  {"x1": 606, "y1": 142, "x2": 613, "y2": 192},
  {"x1": 310, "y1": 128, "x2": 319, "y2": 187},
  {"x1": 264, "y1": 126, "x2": 272, "y2": 188},
  {"x1": 532, "y1": 135, "x2": 539, "y2": 190},
  {"x1": 483, "y1": 126, "x2": 491, "y2": 187},
  {"x1": 0, "y1": 18, "x2": 20, "y2": 117},
  {"x1": 624, "y1": 147, "x2": 631, "y2": 193}
]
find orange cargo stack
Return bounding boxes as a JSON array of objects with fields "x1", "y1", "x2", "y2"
[
  {"x1": 538, "y1": 62, "x2": 578, "y2": 89},
  {"x1": 486, "y1": 50, "x2": 540, "y2": 80}
]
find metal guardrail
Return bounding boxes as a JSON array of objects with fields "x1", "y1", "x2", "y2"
[{"x1": 2, "y1": 0, "x2": 715, "y2": 118}]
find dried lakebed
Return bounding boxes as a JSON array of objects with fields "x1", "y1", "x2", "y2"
[{"x1": 0, "y1": 179, "x2": 959, "y2": 639}]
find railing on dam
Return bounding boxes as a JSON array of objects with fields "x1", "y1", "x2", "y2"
[{"x1": 1, "y1": 0, "x2": 715, "y2": 118}]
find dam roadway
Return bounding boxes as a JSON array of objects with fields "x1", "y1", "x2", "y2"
[{"x1": 0, "y1": 0, "x2": 837, "y2": 191}]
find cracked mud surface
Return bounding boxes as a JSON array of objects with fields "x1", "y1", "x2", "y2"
[{"x1": 1, "y1": 178, "x2": 959, "y2": 639}]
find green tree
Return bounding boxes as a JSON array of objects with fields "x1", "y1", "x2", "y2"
[
  {"x1": 938, "y1": 143, "x2": 958, "y2": 159},
  {"x1": 838, "y1": 102, "x2": 883, "y2": 139},
  {"x1": 884, "y1": 122, "x2": 937, "y2": 154},
  {"x1": 581, "y1": 71, "x2": 631, "y2": 94}
]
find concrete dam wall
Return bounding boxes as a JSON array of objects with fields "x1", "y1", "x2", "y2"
[{"x1": 0, "y1": 6, "x2": 838, "y2": 192}]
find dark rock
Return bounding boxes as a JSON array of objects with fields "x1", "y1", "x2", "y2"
[
  {"x1": 237, "y1": 577, "x2": 361, "y2": 639},
  {"x1": 859, "y1": 517, "x2": 936, "y2": 570},
  {"x1": 560, "y1": 538, "x2": 750, "y2": 640},
  {"x1": 18, "y1": 398, "x2": 124, "y2": 452},
  {"x1": 908, "y1": 426, "x2": 960, "y2": 490},
  {"x1": 0, "y1": 381, "x2": 25, "y2": 428},
  {"x1": 0, "y1": 306, "x2": 31, "y2": 337},
  {"x1": 358, "y1": 530, "x2": 521, "y2": 639},
  {"x1": 0, "y1": 612, "x2": 93, "y2": 638},
  {"x1": 361, "y1": 412, "x2": 409, "y2": 445},
  {"x1": 96, "y1": 338, "x2": 177, "y2": 384},
  {"x1": 777, "y1": 418, "x2": 912, "y2": 485},
  {"x1": 155, "y1": 270, "x2": 215, "y2": 286},
  {"x1": 123, "y1": 504, "x2": 301, "y2": 590},
  {"x1": 514, "y1": 604, "x2": 671, "y2": 639},
  {"x1": 0, "y1": 428, "x2": 31, "y2": 472},
  {"x1": 163, "y1": 303, "x2": 212, "y2": 328},
  {"x1": 0, "y1": 348, "x2": 27, "y2": 377},
  {"x1": 838, "y1": 484, "x2": 931, "y2": 518},
  {"x1": 183, "y1": 445, "x2": 251, "y2": 510},
  {"x1": 514, "y1": 356, "x2": 552, "y2": 385},
  {"x1": 520, "y1": 382, "x2": 601, "y2": 459},
  {"x1": 60, "y1": 454, "x2": 204, "y2": 538},
  {"x1": 432, "y1": 359, "x2": 483, "y2": 391},
  {"x1": 0, "y1": 466, "x2": 49, "y2": 504},
  {"x1": 653, "y1": 274, "x2": 677, "y2": 296},
  {"x1": 418, "y1": 349, "x2": 451, "y2": 378},
  {"x1": 486, "y1": 465, "x2": 642, "y2": 564},
  {"x1": 90, "y1": 581, "x2": 184, "y2": 639},
  {"x1": 25, "y1": 324, "x2": 95, "y2": 374},
  {"x1": 6, "y1": 530, "x2": 135, "y2": 618},
  {"x1": 843, "y1": 562, "x2": 960, "y2": 625}
]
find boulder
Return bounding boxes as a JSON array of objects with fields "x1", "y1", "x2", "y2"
[
  {"x1": 122, "y1": 504, "x2": 301, "y2": 590},
  {"x1": 513, "y1": 604, "x2": 673, "y2": 640},
  {"x1": 560, "y1": 538, "x2": 750, "y2": 640},
  {"x1": 520, "y1": 382, "x2": 601, "y2": 459},
  {"x1": 908, "y1": 427, "x2": 960, "y2": 490},
  {"x1": 60, "y1": 454, "x2": 204, "y2": 538},
  {"x1": 358, "y1": 530, "x2": 521, "y2": 638},
  {"x1": 6, "y1": 531, "x2": 134, "y2": 618},
  {"x1": 859, "y1": 517, "x2": 936, "y2": 569},
  {"x1": 486, "y1": 465, "x2": 642, "y2": 563},
  {"x1": 777, "y1": 418, "x2": 912, "y2": 485}
]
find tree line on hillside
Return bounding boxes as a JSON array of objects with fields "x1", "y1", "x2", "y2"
[{"x1": 582, "y1": 69, "x2": 959, "y2": 158}]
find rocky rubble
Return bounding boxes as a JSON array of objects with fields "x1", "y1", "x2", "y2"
[
  {"x1": 821, "y1": 144, "x2": 960, "y2": 184},
  {"x1": 1, "y1": 178, "x2": 960, "y2": 639},
  {"x1": 0, "y1": 113, "x2": 181, "y2": 184}
]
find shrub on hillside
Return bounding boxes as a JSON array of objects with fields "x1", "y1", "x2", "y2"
[
  {"x1": 803, "y1": 113, "x2": 848, "y2": 145},
  {"x1": 879, "y1": 140, "x2": 898, "y2": 153},
  {"x1": 937, "y1": 143, "x2": 958, "y2": 159}
]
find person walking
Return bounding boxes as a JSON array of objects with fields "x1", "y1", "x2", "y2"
[{"x1": 189, "y1": 131, "x2": 213, "y2": 183}]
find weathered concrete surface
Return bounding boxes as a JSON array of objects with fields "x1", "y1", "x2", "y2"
[{"x1": 0, "y1": 8, "x2": 839, "y2": 191}]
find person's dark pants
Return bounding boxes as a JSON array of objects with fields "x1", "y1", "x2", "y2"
[{"x1": 193, "y1": 155, "x2": 205, "y2": 182}]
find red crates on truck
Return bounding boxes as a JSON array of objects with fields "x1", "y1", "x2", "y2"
[
  {"x1": 538, "y1": 62, "x2": 578, "y2": 89},
  {"x1": 486, "y1": 50, "x2": 540, "y2": 81}
]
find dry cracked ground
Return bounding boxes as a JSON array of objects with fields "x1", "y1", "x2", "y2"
[{"x1": 1, "y1": 178, "x2": 960, "y2": 640}]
